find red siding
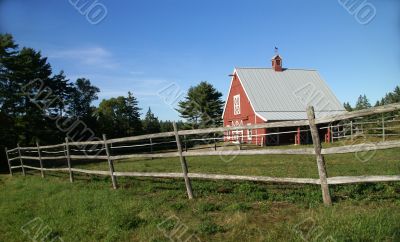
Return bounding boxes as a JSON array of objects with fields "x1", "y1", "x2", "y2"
[{"x1": 223, "y1": 73, "x2": 266, "y2": 144}]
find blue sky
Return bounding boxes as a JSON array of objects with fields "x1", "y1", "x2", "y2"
[{"x1": 1, "y1": 0, "x2": 399, "y2": 120}]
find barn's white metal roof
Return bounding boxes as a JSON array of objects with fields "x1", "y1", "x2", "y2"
[{"x1": 235, "y1": 68, "x2": 345, "y2": 121}]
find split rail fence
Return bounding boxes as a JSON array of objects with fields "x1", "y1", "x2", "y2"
[
  {"x1": 5, "y1": 103, "x2": 400, "y2": 205},
  {"x1": 321, "y1": 114, "x2": 400, "y2": 143}
]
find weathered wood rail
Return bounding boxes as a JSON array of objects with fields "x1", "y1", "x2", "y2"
[{"x1": 5, "y1": 103, "x2": 400, "y2": 205}]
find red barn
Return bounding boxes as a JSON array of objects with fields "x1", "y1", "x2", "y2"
[{"x1": 222, "y1": 54, "x2": 345, "y2": 145}]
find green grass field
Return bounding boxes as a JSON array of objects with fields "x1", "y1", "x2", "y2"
[{"x1": 0, "y1": 147, "x2": 399, "y2": 241}]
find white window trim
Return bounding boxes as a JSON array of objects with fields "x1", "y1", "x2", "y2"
[
  {"x1": 232, "y1": 130, "x2": 243, "y2": 143},
  {"x1": 233, "y1": 94, "x2": 240, "y2": 115}
]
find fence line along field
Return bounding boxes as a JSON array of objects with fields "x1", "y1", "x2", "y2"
[{"x1": 5, "y1": 103, "x2": 400, "y2": 205}]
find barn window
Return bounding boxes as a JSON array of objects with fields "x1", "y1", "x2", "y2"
[{"x1": 233, "y1": 94, "x2": 240, "y2": 115}]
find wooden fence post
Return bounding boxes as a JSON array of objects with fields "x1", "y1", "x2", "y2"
[
  {"x1": 214, "y1": 133, "x2": 217, "y2": 151},
  {"x1": 103, "y1": 134, "x2": 117, "y2": 189},
  {"x1": 149, "y1": 138, "x2": 154, "y2": 159},
  {"x1": 350, "y1": 121, "x2": 353, "y2": 141},
  {"x1": 173, "y1": 122, "x2": 194, "y2": 199},
  {"x1": 36, "y1": 140, "x2": 45, "y2": 178},
  {"x1": 307, "y1": 106, "x2": 332, "y2": 206},
  {"x1": 64, "y1": 138, "x2": 74, "y2": 183},
  {"x1": 277, "y1": 127, "x2": 280, "y2": 145},
  {"x1": 255, "y1": 129, "x2": 258, "y2": 146},
  {"x1": 382, "y1": 114, "x2": 385, "y2": 142},
  {"x1": 5, "y1": 147, "x2": 12, "y2": 176},
  {"x1": 17, "y1": 143, "x2": 26, "y2": 176},
  {"x1": 184, "y1": 135, "x2": 188, "y2": 152}
]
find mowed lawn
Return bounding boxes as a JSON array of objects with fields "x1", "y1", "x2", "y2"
[
  {"x1": 0, "y1": 148, "x2": 399, "y2": 241},
  {"x1": 79, "y1": 146, "x2": 400, "y2": 178}
]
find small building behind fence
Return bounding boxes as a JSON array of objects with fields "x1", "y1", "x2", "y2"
[{"x1": 222, "y1": 51, "x2": 345, "y2": 145}]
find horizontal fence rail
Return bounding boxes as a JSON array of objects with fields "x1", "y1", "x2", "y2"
[
  {"x1": 4, "y1": 103, "x2": 400, "y2": 205},
  {"x1": 11, "y1": 140, "x2": 400, "y2": 160},
  {"x1": 7, "y1": 103, "x2": 400, "y2": 150},
  {"x1": 9, "y1": 165, "x2": 400, "y2": 186}
]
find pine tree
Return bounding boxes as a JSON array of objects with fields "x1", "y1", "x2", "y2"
[
  {"x1": 143, "y1": 107, "x2": 161, "y2": 134},
  {"x1": 176, "y1": 81, "x2": 224, "y2": 129},
  {"x1": 355, "y1": 94, "x2": 371, "y2": 110},
  {"x1": 159, "y1": 120, "x2": 174, "y2": 132},
  {"x1": 7, "y1": 47, "x2": 56, "y2": 144},
  {"x1": 381, "y1": 86, "x2": 400, "y2": 105},
  {"x1": 376, "y1": 85, "x2": 400, "y2": 118},
  {"x1": 68, "y1": 78, "x2": 100, "y2": 118},
  {"x1": 126, "y1": 91, "x2": 143, "y2": 136},
  {"x1": 95, "y1": 92, "x2": 143, "y2": 137},
  {"x1": 0, "y1": 34, "x2": 19, "y2": 151},
  {"x1": 343, "y1": 102, "x2": 353, "y2": 111}
]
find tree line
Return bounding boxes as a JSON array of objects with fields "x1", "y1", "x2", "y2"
[
  {"x1": 0, "y1": 34, "x2": 225, "y2": 153},
  {"x1": 343, "y1": 86, "x2": 400, "y2": 112}
]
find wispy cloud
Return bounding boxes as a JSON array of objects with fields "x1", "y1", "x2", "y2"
[
  {"x1": 68, "y1": 73, "x2": 168, "y2": 87},
  {"x1": 68, "y1": 74, "x2": 172, "y2": 99},
  {"x1": 48, "y1": 47, "x2": 118, "y2": 69}
]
